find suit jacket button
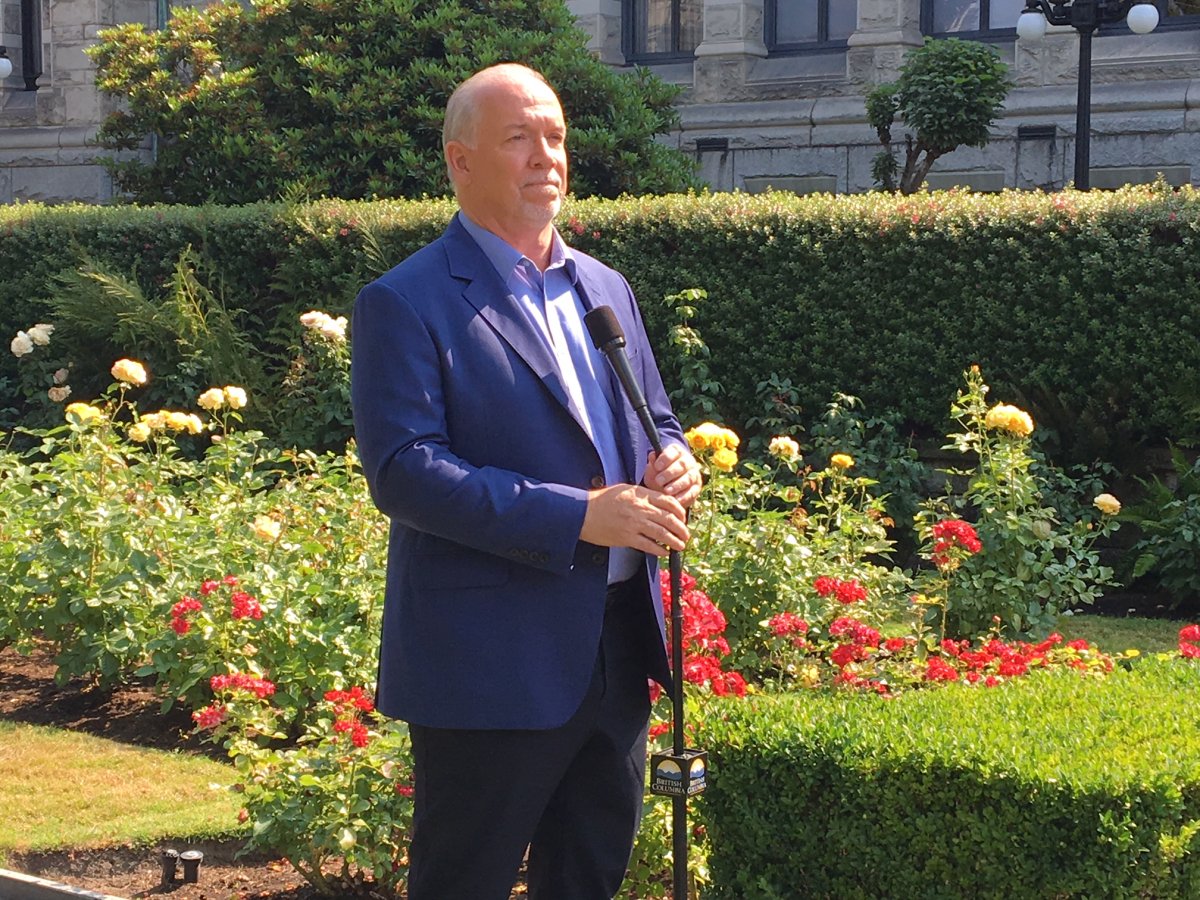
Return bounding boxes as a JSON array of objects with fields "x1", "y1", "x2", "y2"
[
  {"x1": 590, "y1": 474, "x2": 606, "y2": 488},
  {"x1": 591, "y1": 550, "x2": 606, "y2": 566}
]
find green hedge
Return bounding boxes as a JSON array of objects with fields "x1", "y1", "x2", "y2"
[
  {"x1": 2, "y1": 187, "x2": 1198, "y2": 446},
  {"x1": 697, "y1": 657, "x2": 1200, "y2": 899}
]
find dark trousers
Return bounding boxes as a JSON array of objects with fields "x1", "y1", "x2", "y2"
[{"x1": 406, "y1": 580, "x2": 654, "y2": 900}]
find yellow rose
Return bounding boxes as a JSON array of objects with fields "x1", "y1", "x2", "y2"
[
  {"x1": 223, "y1": 386, "x2": 248, "y2": 409},
  {"x1": 142, "y1": 411, "x2": 168, "y2": 430},
  {"x1": 64, "y1": 402, "x2": 103, "y2": 424},
  {"x1": 110, "y1": 358, "x2": 148, "y2": 386},
  {"x1": 1093, "y1": 493, "x2": 1121, "y2": 516},
  {"x1": 830, "y1": 453, "x2": 854, "y2": 470},
  {"x1": 128, "y1": 422, "x2": 153, "y2": 443},
  {"x1": 798, "y1": 664, "x2": 822, "y2": 688},
  {"x1": 768, "y1": 436, "x2": 800, "y2": 460},
  {"x1": 685, "y1": 422, "x2": 722, "y2": 451},
  {"x1": 711, "y1": 447, "x2": 738, "y2": 472},
  {"x1": 718, "y1": 427, "x2": 741, "y2": 450},
  {"x1": 984, "y1": 403, "x2": 1034, "y2": 438},
  {"x1": 197, "y1": 388, "x2": 225, "y2": 411},
  {"x1": 252, "y1": 515, "x2": 282, "y2": 541},
  {"x1": 183, "y1": 413, "x2": 204, "y2": 435}
]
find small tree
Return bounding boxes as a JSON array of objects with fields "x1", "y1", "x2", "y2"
[
  {"x1": 866, "y1": 38, "x2": 1010, "y2": 194},
  {"x1": 89, "y1": 0, "x2": 700, "y2": 204}
]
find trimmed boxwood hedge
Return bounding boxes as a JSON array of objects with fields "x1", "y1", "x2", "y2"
[
  {"x1": 697, "y1": 657, "x2": 1200, "y2": 899},
  {"x1": 1, "y1": 186, "x2": 1198, "y2": 446}
]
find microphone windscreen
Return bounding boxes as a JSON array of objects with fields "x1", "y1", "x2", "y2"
[{"x1": 584, "y1": 306, "x2": 625, "y2": 350}]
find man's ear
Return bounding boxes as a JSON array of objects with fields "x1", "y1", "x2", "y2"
[{"x1": 445, "y1": 141, "x2": 470, "y2": 182}]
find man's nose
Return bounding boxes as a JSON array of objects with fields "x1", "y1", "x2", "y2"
[{"x1": 530, "y1": 136, "x2": 556, "y2": 166}]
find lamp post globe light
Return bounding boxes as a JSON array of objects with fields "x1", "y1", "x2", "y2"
[
  {"x1": 0, "y1": 46, "x2": 12, "y2": 81},
  {"x1": 1016, "y1": 1, "x2": 1160, "y2": 190}
]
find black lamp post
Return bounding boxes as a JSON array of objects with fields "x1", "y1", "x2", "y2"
[
  {"x1": 20, "y1": 0, "x2": 42, "y2": 91},
  {"x1": 1016, "y1": 1, "x2": 1160, "y2": 189}
]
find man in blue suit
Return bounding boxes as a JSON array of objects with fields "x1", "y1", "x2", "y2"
[{"x1": 351, "y1": 63, "x2": 701, "y2": 899}]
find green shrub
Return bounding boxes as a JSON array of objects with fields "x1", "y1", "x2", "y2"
[
  {"x1": 698, "y1": 656, "x2": 1200, "y2": 899},
  {"x1": 3, "y1": 187, "x2": 1199, "y2": 452},
  {"x1": 0, "y1": 386, "x2": 385, "y2": 721},
  {"x1": 1123, "y1": 446, "x2": 1200, "y2": 608},
  {"x1": 866, "y1": 38, "x2": 1010, "y2": 193},
  {"x1": 88, "y1": 0, "x2": 697, "y2": 204}
]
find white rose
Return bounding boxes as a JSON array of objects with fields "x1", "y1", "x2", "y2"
[
  {"x1": 10, "y1": 332, "x2": 33, "y2": 357},
  {"x1": 27, "y1": 323, "x2": 54, "y2": 346},
  {"x1": 197, "y1": 388, "x2": 226, "y2": 411},
  {"x1": 52, "y1": 368, "x2": 70, "y2": 385},
  {"x1": 47, "y1": 385, "x2": 71, "y2": 402},
  {"x1": 317, "y1": 317, "x2": 347, "y2": 341},
  {"x1": 223, "y1": 386, "x2": 248, "y2": 409}
]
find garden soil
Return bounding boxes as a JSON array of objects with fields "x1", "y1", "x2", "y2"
[{"x1": 0, "y1": 645, "x2": 527, "y2": 900}]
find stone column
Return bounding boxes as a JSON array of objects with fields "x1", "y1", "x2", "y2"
[
  {"x1": 692, "y1": 0, "x2": 767, "y2": 103},
  {"x1": 846, "y1": 0, "x2": 924, "y2": 87},
  {"x1": 567, "y1": 0, "x2": 624, "y2": 65}
]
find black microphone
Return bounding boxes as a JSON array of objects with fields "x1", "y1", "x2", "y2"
[{"x1": 584, "y1": 306, "x2": 664, "y2": 454}]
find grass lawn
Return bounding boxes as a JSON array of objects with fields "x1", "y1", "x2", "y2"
[
  {"x1": 0, "y1": 721, "x2": 244, "y2": 865},
  {"x1": 1056, "y1": 613, "x2": 1183, "y2": 655}
]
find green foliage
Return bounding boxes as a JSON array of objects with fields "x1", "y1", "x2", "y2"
[
  {"x1": 683, "y1": 423, "x2": 911, "y2": 673},
  {"x1": 49, "y1": 249, "x2": 266, "y2": 416},
  {"x1": 205, "y1": 689, "x2": 414, "y2": 896},
  {"x1": 866, "y1": 38, "x2": 1010, "y2": 193},
  {"x1": 698, "y1": 656, "x2": 1200, "y2": 899},
  {"x1": 662, "y1": 287, "x2": 725, "y2": 428},
  {"x1": 928, "y1": 368, "x2": 1119, "y2": 637},
  {"x1": 0, "y1": 385, "x2": 385, "y2": 716},
  {"x1": 1123, "y1": 447, "x2": 1200, "y2": 607},
  {"x1": 273, "y1": 315, "x2": 353, "y2": 452},
  {"x1": 807, "y1": 392, "x2": 929, "y2": 556},
  {"x1": 3, "y1": 188, "x2": 1200, "y2": 454},
  {"x1": 87, "y1": 0, "x2": 697, "y2": 204}
]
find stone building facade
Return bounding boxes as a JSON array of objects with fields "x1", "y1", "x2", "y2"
[{"x1": 2, "y1": 0, "x2": 1198, "y2": 202}]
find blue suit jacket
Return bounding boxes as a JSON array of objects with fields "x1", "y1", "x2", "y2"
[{"x1": 351, "y1": 216, "x2": 682, "y2": 730}]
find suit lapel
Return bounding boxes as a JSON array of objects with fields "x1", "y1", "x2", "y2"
[{"x1": 443, "y1": 218, "x2": 582, "y2": 433}]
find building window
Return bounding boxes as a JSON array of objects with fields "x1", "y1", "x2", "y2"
[
  {"x1": 924, "y1": 0, "x2": 1200, "y2": 35},
  {"x1": 923, "y1": 0, "x2": 1025, "y2": 34},
  {"x1": 1159, "y1": 0, "x2": 1200, "y2": 26},
  {"x1": 768, "y1": 1, "x2": 857, "y2": 51},
  {"x1": 625, "y1": 0, "x2": 703, "y2": 61}
]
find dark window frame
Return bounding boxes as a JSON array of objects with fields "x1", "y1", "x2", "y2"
[
  {"x1": 766, "y1": 0, "x2": 857, "y2": 54},
  {"x1": 1146, "y1": 0, "x2": 1200, "y2": 32},
  {"x1": 920, "y1": 0, "x2": 1024, "y2": 39},
  {"x1": 920, "y1": 0, "x2": 1200, "y2": 39},
  {"x1": 622, "y1": 0, "x2": 700, "y2": 64}
]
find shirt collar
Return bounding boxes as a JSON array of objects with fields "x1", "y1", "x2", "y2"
[{"x1": 457, "y1": 211, "x2": 577, "y2": 285}]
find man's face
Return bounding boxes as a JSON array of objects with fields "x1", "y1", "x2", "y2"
[{"x1": 450, "y1": 73, "x2": 568, "y2": 234}]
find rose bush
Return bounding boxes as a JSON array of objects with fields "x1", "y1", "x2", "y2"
[{"x1": 0, "y1": 329, "x2": 1136, "y2": 895}]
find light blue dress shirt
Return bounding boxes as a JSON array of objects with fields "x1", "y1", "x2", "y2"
[{"x1": 458, "y1": 212, "x2": 641, "y2": 584}]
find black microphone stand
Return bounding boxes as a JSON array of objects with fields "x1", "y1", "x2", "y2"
[{"x1": 584, "y1": 306, "x2": 707, "y2": 900}]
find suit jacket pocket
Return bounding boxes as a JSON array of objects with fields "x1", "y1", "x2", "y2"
[{"x1": 409, "y1": 546, "x2": 512, "y2": 590}]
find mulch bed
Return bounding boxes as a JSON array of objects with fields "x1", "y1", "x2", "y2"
[{"x1": 0, "y1": 644, "x2": 526, "y2": 899}]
